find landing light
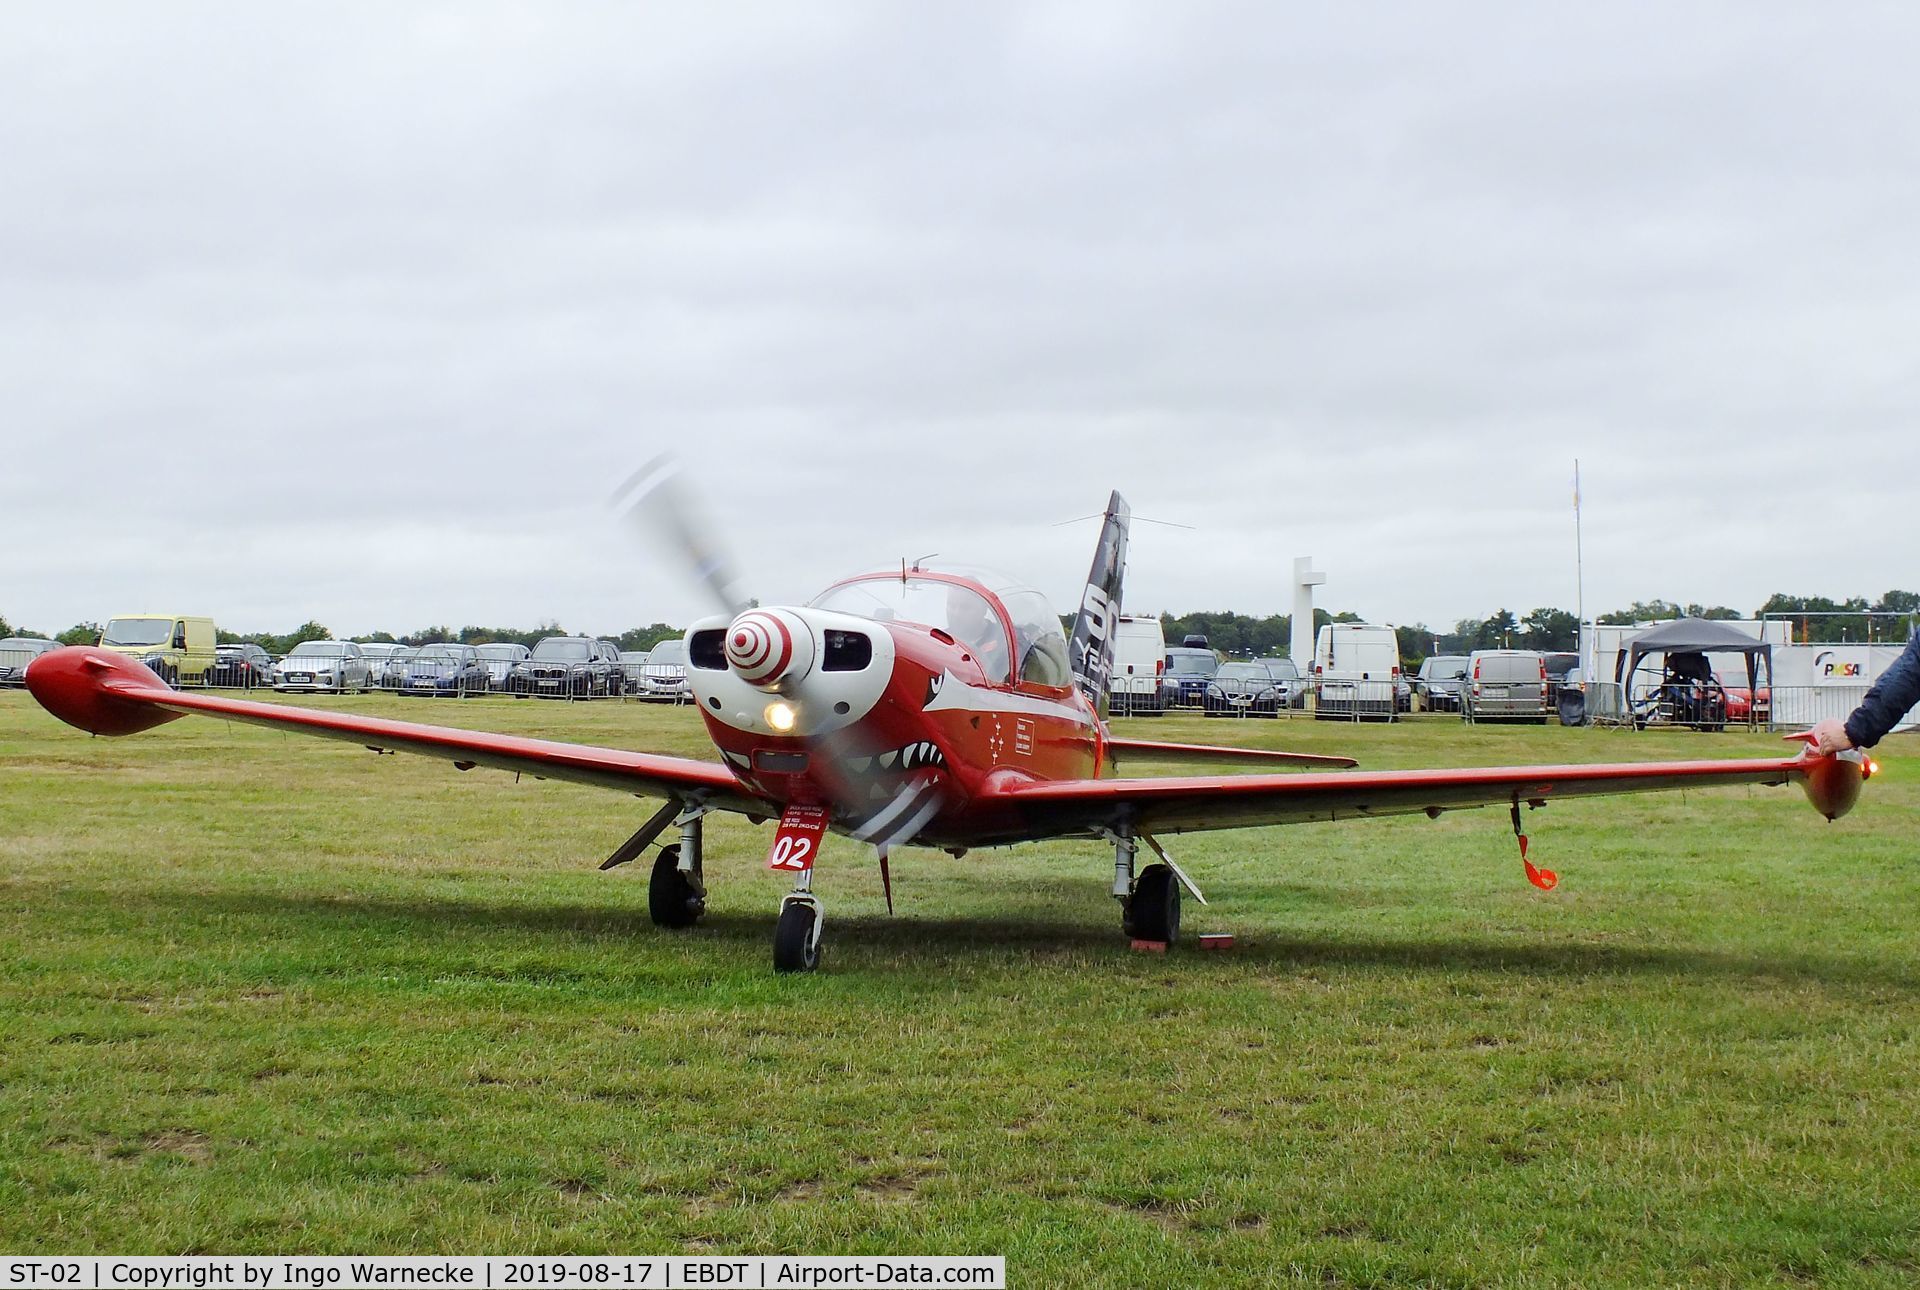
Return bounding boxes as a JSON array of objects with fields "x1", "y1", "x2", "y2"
[
  {"x1": 1868, "y1": 760, "x2": 1880, "y2": 779},
  {"x1": 765, "y1": 700, "x2": 798, "y2": 733}
]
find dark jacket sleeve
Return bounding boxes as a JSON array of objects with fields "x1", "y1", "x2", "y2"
[{"x1": 1844, "y1": 635, "x2": 1920, "y2": 748}]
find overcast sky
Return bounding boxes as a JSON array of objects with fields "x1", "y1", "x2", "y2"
[{"x1": 4, "y1": 3, "x2": 1917, "y2": 638}]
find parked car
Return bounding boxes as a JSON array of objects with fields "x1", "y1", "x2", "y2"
[
  {"x1": 0, "y1": 637, "x2": 60, "y2": 686},
  {"x1": 476, "y1": 643, "x2": 530, "y2": 690},
  {"x1": 508, "y1": 636, "x2": 624, "y2": 697},
  {"x1": 1542, "y1": 652, "x2": 1579, "y2": 706},
  {"x1": 1415, "y1": 654, "x2": 1469, "y2": 712},
  {"x1": 374, "y1": 646, "x2": 417, "y2": 690},
  {"x1": 98, "y1": 613, "x2": 218, "y2": 688},
  {"x1": 1160, "y1": 646, "x2": 1220, "y2": 708},
  {"x1": 1203, "y1": 661, "x2": 1284, "y2": 716},
  {"x1": 634, "y1": 639, "x2": 692, "y2": 702},
  {"x1": 273, "y1": 641, "x2": 372, "y2": 693},
  {"x1": 1108, "y1": 615, "x2": 1167, "y2": 716},
  {"x1": 1715, "y1": 670, "x2": 1770, "y2": 724},
  {"x1": 1255, "y1": 656, "x2": 1303, "y2": 708},
  {"x1": 393, "y1": 644, "x2": 489, "y2": 696},
  {"x1": 1312, "y1": 622, "x2": 1399, "y2": 720},
  {"x1": 1461, "y1": 649, "x2": 1550, "y2": 723},
  {"x1": 205, "y1": 643, "x2": 275, "y2": 689},
  {"x1": 619, "y1": 650, "x2": 651, "y2": 690},
  {"x1": 356, "y1": 643, "x2": 404, "y2": 676}
]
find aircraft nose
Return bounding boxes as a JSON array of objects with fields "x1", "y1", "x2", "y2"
[{"x1": 725, "y1": 609, "x2": 816, "y2": 691}]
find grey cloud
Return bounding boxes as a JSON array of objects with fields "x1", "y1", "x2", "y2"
[{"x1": 4, "y1": 3, "x2": 1917, "y2": 638}]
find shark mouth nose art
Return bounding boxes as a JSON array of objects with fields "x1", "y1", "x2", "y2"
[{"x1": 848, "y1": 742, "x2": 948, "y2": 774}]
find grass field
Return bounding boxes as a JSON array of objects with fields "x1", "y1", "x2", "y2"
[{"x1": 2, "y1": 689, "x2": 1917, "y2": 1285}]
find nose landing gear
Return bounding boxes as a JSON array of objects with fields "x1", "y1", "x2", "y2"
[{"x1": 774, "y1": 873, "x2": 824, "y2": 973}]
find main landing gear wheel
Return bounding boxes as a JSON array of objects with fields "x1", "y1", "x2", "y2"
[
  {"x1": 773, "y1": 895, "x2": 823, "y2": 973},
  {"x1": 647, "y1": 844, "x2": 705, "y2": 929},
  {"x1": 1125, "y1": 863, "x2": 1181, "y2": 945}
]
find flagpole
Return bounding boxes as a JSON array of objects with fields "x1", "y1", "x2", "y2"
[{"x1": 1574, "y1": 459, "x2": 1587, "y2": 676}]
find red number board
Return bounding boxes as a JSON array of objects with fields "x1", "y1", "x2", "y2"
[{"x1": 767, "y1": 803, "x2": 829, "y2": 872}]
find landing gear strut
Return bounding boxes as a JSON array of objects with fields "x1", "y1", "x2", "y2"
[
  {"x1": 1108, "y1": 824, "x2": 1185, "y2": 946},
  {"x1": 647, "y1": 810, "x2": 707, "y2": 929}
]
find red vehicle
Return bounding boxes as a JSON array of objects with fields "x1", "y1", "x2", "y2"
[
  {"x1": 24, "y1": 485, "x2": 1869, "y2": 973},
  {"x1": 1716, "y1": 670, "x2": 1771, "y2": 723}
]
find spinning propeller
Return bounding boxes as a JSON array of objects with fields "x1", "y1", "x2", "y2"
[{"x1": 610, "y1": 456, "x2": 943, "y2": 857}]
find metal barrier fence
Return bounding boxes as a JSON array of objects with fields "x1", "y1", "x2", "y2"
[{"x1": 1109, "y1": 676, "x2": 1403, "y2": 721}]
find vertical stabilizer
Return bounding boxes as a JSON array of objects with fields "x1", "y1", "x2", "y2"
[{"x1": 1068, "y1": 491, "x2": 1131, "y2": 715}]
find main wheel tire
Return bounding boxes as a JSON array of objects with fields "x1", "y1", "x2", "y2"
[
  {"x1": 1128, "y1": 864, "x2": 1181, "y2": 945},
  {"x1": 647, "y1": 845, "x2": 705, "y2": 929},
  {"x1": 773, "y1": 900, "x2": 821, "y2": 973}
]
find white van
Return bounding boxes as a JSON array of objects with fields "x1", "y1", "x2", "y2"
[
  {"x1": 1107, "y1": 615, "x2": 1166, "y2": 716},
  {"x1": 1312, "y1": 622, "x2": 1399, "y2": 720}
]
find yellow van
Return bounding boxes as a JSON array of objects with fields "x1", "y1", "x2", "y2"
[{"x1": 98, "y1": 614, "x2": 218, "y2": 687}]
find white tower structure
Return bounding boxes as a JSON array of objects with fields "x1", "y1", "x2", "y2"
[{"x1": 1291, "y1": 556, "x2": 1325, "y2": 663}]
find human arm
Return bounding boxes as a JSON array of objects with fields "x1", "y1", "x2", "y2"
[{"x1": 1831, "y1": 634, "x2": 1920, "y2": 750}]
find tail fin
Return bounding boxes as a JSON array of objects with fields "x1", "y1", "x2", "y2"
[{"x1": 1068, "y1": 491, "x2": 1131, "y2": 716}]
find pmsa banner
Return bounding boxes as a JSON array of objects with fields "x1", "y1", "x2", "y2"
[{"x1": 1771, "y1": 643, "x2": 1920, "y2": 730}]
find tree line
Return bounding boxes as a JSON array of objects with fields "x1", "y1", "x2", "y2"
[{"x1": 8, "y1": 591, "x2": 1915, "y2": 666}]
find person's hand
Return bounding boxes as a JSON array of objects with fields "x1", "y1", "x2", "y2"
[{"x1": 1807, "y1": 718, "x2": 1856, "y2": 755}]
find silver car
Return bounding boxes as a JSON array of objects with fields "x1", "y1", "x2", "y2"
[
  {"x1": 634, "y1": 639, "x2": 692, "y2": 703},
  {"x1": 1416, "y1": 654, "x2": 1469, "y2": 712},
  {"x1": 0, "y1": 637, "x2": 60, "y2": 686},
  {"x1": 273, "y1": 641, "x2": 372, "y2": 693},
  {"x1": 476, "y1": 643, "x2": 530, "y2": 691},
  {"x1": 1460, "y1": 649, "x2": 1549, "y2": 723}
]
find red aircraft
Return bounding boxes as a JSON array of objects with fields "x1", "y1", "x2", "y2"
[{"x1": 24, "y1": 490, "x2": 1869, "y2": 972}]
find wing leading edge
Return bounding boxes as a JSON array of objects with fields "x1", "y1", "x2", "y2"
[{"x1": 26, "y1": 647, "x2": 765, "y2": 814}]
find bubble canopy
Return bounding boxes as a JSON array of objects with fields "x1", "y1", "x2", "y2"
[{"x1": 809, "y1": 567, "x2": 1072, "y2": 689}]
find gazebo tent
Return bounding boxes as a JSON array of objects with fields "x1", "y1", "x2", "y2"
[{"x1": 1615, "y1": 618, "x2": 1772, "y2": 692}]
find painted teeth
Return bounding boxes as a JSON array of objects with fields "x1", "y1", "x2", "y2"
[
  {"x1": 852, "y1": 743, "x2": 947, "y2": 776},
  {"x1": 900, "y1": 741, "x2": 946, "y2": 770}
]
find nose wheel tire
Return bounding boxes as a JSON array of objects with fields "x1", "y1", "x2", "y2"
[
  {"x1": 1124, "y1": 863, "x2": 1181, "y2": 945},
  {"x1": 773, "y1": 895, "x2": 823, "y2": 973},
  {"x1": 647, "y1": 844, "x2": 706, "y2": 929}
]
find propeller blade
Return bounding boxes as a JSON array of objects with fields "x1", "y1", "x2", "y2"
[
  {"x1": 609, "y1": 454, "x2": 750, "y2": 617},
  {"x1": 851, "y1": 777, "x2": 944, "y2": 853}
]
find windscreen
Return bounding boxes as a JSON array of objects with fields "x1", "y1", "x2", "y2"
[
  {"x1": 811, "y1": 578, "x2": 1000, "y2": 643},
  {"x1": 1218, "y1": 663, "x2": 1266, "y2": 681},
  {"x1": 102, "y1": 618, "x2": 172, "y2": 647},
  {"x1": 531, "y1": 639, "x2": 592, "y2": 662},
  {"x1": 289, "y1": 642, "x2": 345, "y2": 658},
  {"x1": 477, "y1": 645, "x2": 522, "y2": 659},
  {"x1": 647, "y1": 640, "x2": 687, "y2": 665}
]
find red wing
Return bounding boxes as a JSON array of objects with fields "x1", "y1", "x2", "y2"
[
  {"x1": 985, "y1": 752, "x2": 1858, "y2": 842},
  {"x1": 27, "y1": 648, "x2": 766, "y2": 814}
]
